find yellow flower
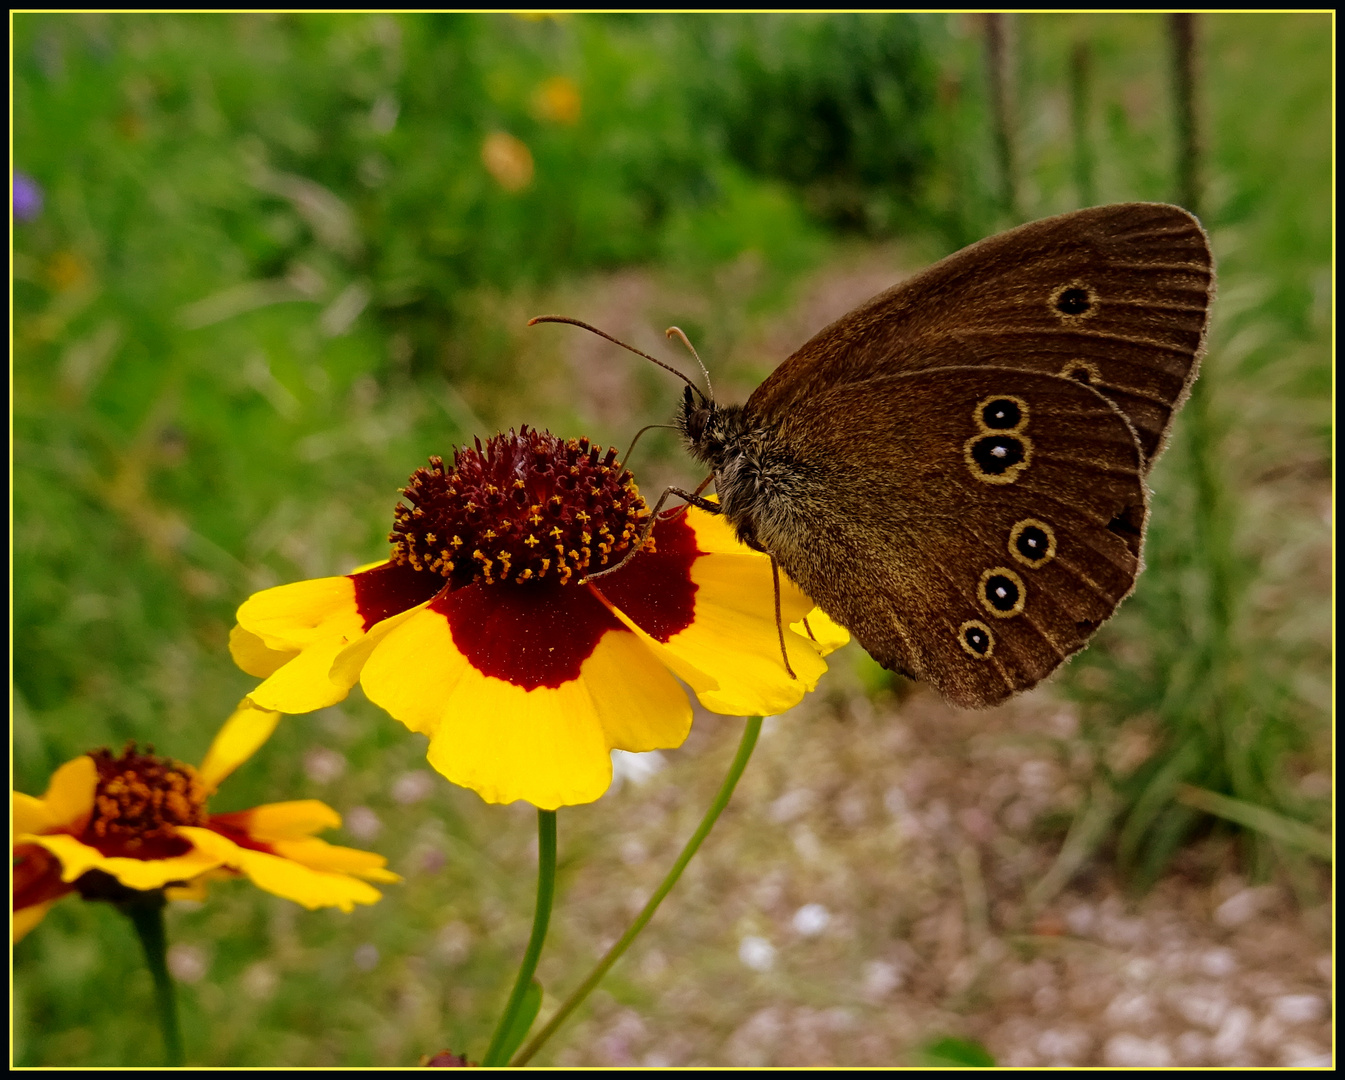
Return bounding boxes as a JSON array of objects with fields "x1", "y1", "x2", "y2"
[
  {"x1": 12, "y1": 701, "x2": 398, "y2": 942},
  {"x1": 232, "y1": 428, "x2": 846, "y2": 810},
  {"x1": 534, "y1": 76, "x2": 581, "y2": 125}
]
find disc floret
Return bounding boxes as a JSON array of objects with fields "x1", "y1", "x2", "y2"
[
  {"x1": 88, "y1": 745, "x2": 208, "y2": 857},
  {"x1": 390, "y1": 427, "x2": 650, "y2": 588}
]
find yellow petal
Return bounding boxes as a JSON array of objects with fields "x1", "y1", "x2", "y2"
[
  {"x1": 683, "y1": 503, "x2": 849, "y2": 658},
  {"x1": 13, "y1": 793, "x2": 53, "y2": 840},
  {"x1": 13, "y1": 900, "x2": 58, "y2": 943},
  {"x1": 22, "y1": 833, "x2": 223, "y2": 889},
  {"x1": 178, "y1": 827, "x2": 385, "y2": 912},
  {"x1": 197, "y1": 700, "x2": 283, "y2": 792},
  {"x1": 602, "y1": 549, "x2": 828, "y2": 717},
  {"x1": 680, "y1": 502, "x2": 744, "y2": 554},
  {"x1": 363, "y1": 606, "x2": 643, "y2": 808},
  {"x1": 246, "y1": 634, "x2": 356, "y2": 713},
  {"x1": 571, "y1": 624, "x2": 692, "y2": 754},
  {"x1": 425, "y1": 671, "x2": 613, "y2": 809},
  {"x1": 230, "y1": 800, "x2": 342, "y2": 841},
  {"x1": 229, "y1": 624, "x2": 299, "y2": 678},
  {"x1": 13, "y1": 756, "x2": 98, "y2": 837},
  {"x1": 328, "y1": 599, "x2": 432, "y2": 691},
  {"x1": 164, "y1": 876, "x2": 213, "y2": 902},
  {"x1": 269, "y1": 837, "x2": 400, "y2": 882},
  {"x1": 793, "y1": 607, "x2": 851, "y2": 656},
  {"x1": 360, "y1": 606, "x2": 475, "y2": 737},
  {"x1": 235, "y1": 575, "x2": 364, "y2": 651}
]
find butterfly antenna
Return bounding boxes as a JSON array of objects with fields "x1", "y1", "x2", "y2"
[
  {"x1": 528, "y1": 315, "x2": 707, "y2": 402},
  {"x1": 665, "y1": 326, "x2": 713, "y2": 404},
  {"x1": 621, "y1": 423, "x2": 679, "y2": 469}
]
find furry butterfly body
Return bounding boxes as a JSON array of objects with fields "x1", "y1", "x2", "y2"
[{"x1": 678, "y1": 203, "x2": 1214, "y2": 708}]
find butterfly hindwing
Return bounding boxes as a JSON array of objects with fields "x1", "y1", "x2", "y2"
[{"x1": 750, "y1": 367, "x2": 1146, "y2": 707}]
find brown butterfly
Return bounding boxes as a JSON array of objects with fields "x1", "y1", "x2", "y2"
[{"x1": 540, "y1": 203, "x2": 1214, "y2": 708}]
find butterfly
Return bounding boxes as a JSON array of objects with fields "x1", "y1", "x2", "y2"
[{"x1": 541, "y1": 203, "x2": 1214, "y2": 708}]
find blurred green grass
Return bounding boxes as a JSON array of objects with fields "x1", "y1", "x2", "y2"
[{"x1": 12, "y1": 12, "x2": 1331, "y2": 1066}]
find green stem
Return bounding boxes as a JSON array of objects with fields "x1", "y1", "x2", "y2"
[
  {"x1": 124, "y1": 895, "x2": 184, "y2": 1067},
  {"x1": 1069, "y1": 38, "x2": 1096, "y2": 207},
  {"x1": 984, "y1": 13, "x2": 1019, "y2": 220},
  {"x1": 512, "y1": 716, "x2": 763, "y2": 1066},
  {"x1": 482, "y1": 809, "x2": 558, "y2": 1067}
]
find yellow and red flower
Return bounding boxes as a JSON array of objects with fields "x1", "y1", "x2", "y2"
[
  {"x1": 12, "y1": 701, "x2": 398, "y2": 942},
  {"x1": 232, "y1": 428, "x2": 846, "y2": 810}
]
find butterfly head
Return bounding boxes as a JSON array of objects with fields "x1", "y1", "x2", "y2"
[{"x1": 677, "y1": 385, "x2": 728, "y2": 467}]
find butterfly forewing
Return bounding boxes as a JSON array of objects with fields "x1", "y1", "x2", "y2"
[
  {"x1": 753, "y1": 367, "x2": 1146, "y2": 708},
  {"x1": 748, "y1": 203, "x2": 1212, "y2": 470}
]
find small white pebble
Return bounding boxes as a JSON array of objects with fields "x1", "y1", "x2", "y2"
[
  {"x1": 1065, "y1": 903, "x2": 1096, "y2": 936},
  {"x1": 1124, "y1": 957, "x2": 1156, "y2": 982},
  {"x1": 1049, "y1": 709, "x2": 1080, "y2": 738},
  {"x1": 1018, "y1": 759, "x2": 1054, "y2": 792},
  {"x1": 166, "y1": 943, "x2": 209, "y2": 984},
  {"x1": 345, "y1": 805, "x2": 382, "y2": 841},
  {"x1": 1199, "y1": 946, "x2": 1238, "y2": 977},
  {"x1": 1255, "y1": 1014, "x2": 1286, "y2": 1049},
  {"x1": 303, "y1": 747, "x2": 346, "y2": 784},
  {"x1": 1176, "y1": 986, "x2": 1229, "y2": 1029},
  {"x1": 738, "y1": 935, "x2": 776, "y2": 972},
  {"x1": 1103, "y1": 1033, "x2": 1173, "y2": 1067},
  {"x1": 791, "y1": 825, "x2": 823, "y2": 863},
  {"x1": 1281, "y1": 1043, "x2": 1331, "y2": 1068},
  {"x1": 769, "y1": 788, "x2": 814, "y2": 824},
  {"x1": 792, "y1": 903, "x2": 831, "y2": 937},
  {"x1": 882, "y1": 785, "x2": 908, "y2": 817},
  {"x1": 1105, "y1": 990, "x2": 1156, "y2": 1026},
  {"x1": 1210, "y1": 1006, "x2": 1254, "y2": 1059},
  {"x1": 836, "y1": 789, "x2": 867, "y2": 827},
  {"x1": 1213, "y1": 885, "x2": 1276, "y2": 928},
  {"x1": 1271, "y1": 993, "x2": 1326, "y2": 1024},
  {"x1": 1036, "y1": 1027, "x2": 1089, "y2": 1064},
  {"x1": 862, "y1": 960, "x2": 901, "y2": 999},
  {"x1": 609, "y1": 749, "x2": 666, "y2": 792},
  {"x1": 435, "y1": 921, "x2": 472, "y2": 965},
  {"x1": 391, "y1": 769, "x2": 435, "y2": 804},
  {"x1": 241, "y1": 961, "x2": 278, "y2": 1001},
  {"x1": 1175, "y1": 1030, "x2": 1209, "y2": 1063},
  {"x1": 619, "y1": 837, "x2": 647, "y2": 866}
]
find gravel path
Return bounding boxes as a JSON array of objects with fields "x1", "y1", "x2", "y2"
[{"x1": 540, "y1": 676, "x2": 1332, "y2": 1067}]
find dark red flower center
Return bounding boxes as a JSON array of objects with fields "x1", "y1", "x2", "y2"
[
  {"x1": 438, "y1": 510, "x2": 702, "y2": 690},
  {"x1": 85, "y1": 744, "x2": 205, "y2": 859},
  {"x1": 389, "y1": 427, "x2": 650, "y2": 589},
  {"x1": 348, "y1": 428, "x2": 705, "y2": 690}
]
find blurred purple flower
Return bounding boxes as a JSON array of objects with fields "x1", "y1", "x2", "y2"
[{"x1": 14, "y1": 172, "x2": 43, "y2": 221}]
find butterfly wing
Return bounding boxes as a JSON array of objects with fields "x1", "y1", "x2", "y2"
[
  {"x1": 747, "y1": 203, "x2": 1213, "y2": 470},
  {"x1": 748, "y1": 367, "x2": 1146, "y2": 708}
]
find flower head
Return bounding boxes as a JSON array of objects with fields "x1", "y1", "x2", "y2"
[
  {"x1": 233, "y1": 428, "x2": 846, "y2": 810},
  {"x1": 12, "y1": 701, "x2": 398, "y2": 941}
]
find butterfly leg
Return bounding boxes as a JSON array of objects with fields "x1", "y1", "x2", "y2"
[
  {"x1": 581, "y1": 481, "x2": 720, "y2": 584},
  {"x1": 771, "y1": 555, "x2": 798, "y2": 681}
]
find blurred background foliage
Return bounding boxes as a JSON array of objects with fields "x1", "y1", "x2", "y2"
[{"x1": 12, "y1": 12, "x2": 1331, "y2": 1066}]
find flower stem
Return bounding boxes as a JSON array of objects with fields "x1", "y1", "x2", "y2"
[
  {"x1": 482, "y1": 809, "x2": 558, "y2": 1067},
  {"x1": 123, "y1": 894, "x2": 184, "y2": 1067},
  {"x1": 512, "y1": 715, "x2": 763, "y2": 1065}
]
